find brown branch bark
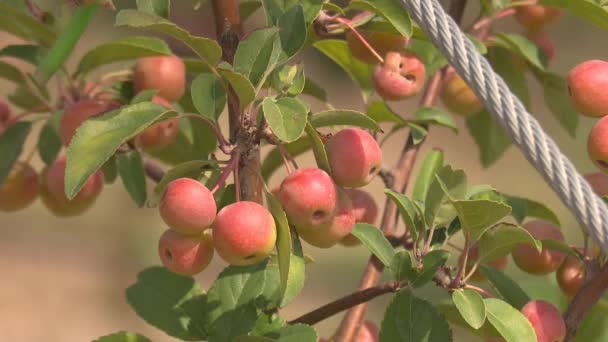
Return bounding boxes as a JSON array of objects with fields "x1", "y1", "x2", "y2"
[
  {"x1": 289, "y1": 281, "x2": 404, "y2": 326},
  {"x1": 211, "y1": 0, "x2": 263, "y2": 203},
  {"x1": 333, "y1": 2, "x2": 467, "y2": 340},
  {"x1": 564, "y1": 262, "x2": 608, "y2": 341}
]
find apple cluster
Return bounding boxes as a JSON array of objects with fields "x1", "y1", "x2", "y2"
[
  {"x1": 156, "y1": 126, "x2": 383, "y2": 275},
  {"x1": 277, "y1": 128, "x2": 382, "y2": 249}
]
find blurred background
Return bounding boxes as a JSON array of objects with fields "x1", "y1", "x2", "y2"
[{"x1": 1, "y1": 0, "x2": 608, "y2": 341}]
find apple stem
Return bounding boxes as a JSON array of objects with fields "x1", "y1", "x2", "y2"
[
  {"x1": 211, "y1": 154, "x2": 239, "y2": 195},
  {"x1": 452, "y1": 236, "x2": 470, "y2": 287},
  {"x1": 334, "y1": 17, "x2": 384, "y2": 64},
  {"x1": 234, "y1": 153, "x2": 241, "y2": 201},
  {"x1": 277, "y1": 143, "x2": 297, "y2": 174},
  {"x1": 464, "y1": 284, "x2": 495, "y2": 298},
  {"x1": 180, "y1": 114, "x2": 234, "y2": 155}
]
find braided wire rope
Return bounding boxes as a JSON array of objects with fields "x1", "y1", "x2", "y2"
[{"x1": 399, "y1": 0, "x2": 608, "y2": 252}]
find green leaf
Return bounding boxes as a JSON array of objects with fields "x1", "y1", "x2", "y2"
[
  {"x1": 466, "y1": 110, "x2": 512, "y2": 168},
  {"x1": 349, "y1": 0, "x2": 412, "y2": 37},
  {"x1": 452, "y1": 289, "x2": 486, "y2": 329},
  {"x1": 452, "y1": 199, "x2": 511, "y2": 243},
  {"x1": 425, "y1": 166, "x2": 467, "y2": 228},
  {"x1": 262, "y1": 324, "x2": 317, "y2": 341},
  {"x1": 150, "y1": 160, "x2": 213, "y2": 206},
  {"x1": 249, "y1": 314, "x2": 286, "y2": 337},
  {"x1": 302, "y1": 77, "x2": 327, "y2": 101},
  {"x1": 0, "y1": 60, "x2": 26, "y2": 84},
  {"x1": 115, "y1": 10, "x2": 221, "y2": 65},
  {"x1": 492, "y1": 33, "x2": 546, "y2": 70},
  {"x1": 191, "y1": 73, "x2": 226, "y2": 121},
  {"x1": 234, "y1": 28, "x2": 283, "y2": 88},
  {"x1": 65, "y1": 102, "x2": 175, "y2": 199},
  {"x1": 204, "y1": 263, "x2": 268, "y2": 341},
  {"x1": 385, "y1": 189, "x2": 423, "y2": 241},
  {"x1": 217, "y1": 67, "x2": 256, "y2": 110},
  {"x1": 278, "y1": 5, "x2": 306, "y2": 57},
  {"x1": 241, "y1": 1, "x2": 263, "y2": 22},
  {"x1": 576, "y1": 299, "x2": 608, "y2": 342},
  {"x1": 34, "y1": 4, "x2": 98, "y2": 84},
  {"x1": 76, "y1": 36, "x2": 171, "y2": 75},
  {"x1": 310, "y1": 109, "x2": 380, "y2": 131},
  {"x1": 479, "y1": 223, "x2": 540, "y2": 262},
  {"x1": 281, "y1": 236, "x2": 305, "y2": 306},
  {"x1": 265, "y1": 189, "x2": 300, "y2": 305},
  {"x1": 0, "y1": 121, "x2": 31, "y2": 184},
  {"x1": 0, "y1": 3, "x2": 56, "y2": 47},
  {"x1": 411, "y1": 107, "x2": 458, "y2": 132},
  {"x1": 379, "y1": 290, "x2": 452, "y2": 342},
  {"x1": 101, "y1": 156, "x2": 118, "y2": 184},
  {"x1": 484, "y1": 298, "x2": 537, "y2": 342},
  {"x1": 541, "y1": 238, "x2": 580, "y2": 259},
  {"x1": 263, "y1": 97, "x2": 308, "y2": 143},
  {"x1": 0, "y1": 44, "x2": 42, "y2": 65},
  {"x1": 351, "y1": 223, "x2": 395, "y2": 267},
  {"x1": 313, "y1": 40, "x2": 374, "y2": 100},
  {"x1": 407, "y1": 39, "x2": 447, "y2": 77},
  {"x1": 37, "y1": 112, "x2": 62, "y2": 166},
  {"x1": 305, "y1": 122, "x2": 331, "y2": 174},
  {"x1": 136, "y1": 0, "x2": 170, "y2": 18},
  {"x1": 504, "y1": 194, "x2": 560, "y2": 225},
  {"x1": 126, "y1": 267, "x2": 207, "y2": 341},
  {"x1": 412, "y1": 149, "x2": 444, "y2": 203},
  {"x1": 367, "y1": 101, "x2": 405, "y2": 124},
  {"x1": 541, "y1": 0, "x2": 608, "y2": 31},
  {"x1": 437, "y1": 303, "x2": 486, "y2": 338},
  {"x1": 488, "y1": 47, "x2": 530, "y2": 108},
  {"x1": 389, "y1": 250, "x2": 415, "y2": 282},
  {"x1": 261, "y1": 0, "x2": 323, "y2": 25},
  {"x1": 542, "y1": 72, "x2": 579, "y2": 138},
  {"x1": 93, "y1": 331, "x2": 151, "y2": 342},
  {"x1": 411, "y1": 250, "x2": 450, "y2": 288},
  {"x1": 480, "y1": 265, "x2": 530, "y2": 309},
  {"x1": 117, "y1": 151, "x2": 147, "y2": 207}
]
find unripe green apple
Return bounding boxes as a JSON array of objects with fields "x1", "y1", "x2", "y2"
[
  {"x1": 568, "y1": 60, "x2": 608, "y2": 117},
  {"x1": 133, "y1": 55, "x2": 186, "y2": 101},
  {"x1": 60, "y1": 99, "x2": 116, "y2": 146},
  {"x1": 373, "y1": 51, "x2": 426, "y2": 101},
  {"x1": 46, "y1": 156, "x2": 104, "y2": 211},
  {"x1": 587, "y1": 115, "x2": 608, "y2": 172},
  {"x1": 460, "y1": 243, "x2": 508, "y2": 282},
  {"x1": 212, "y1": 201, "x2": 276, "y2": 266},
  {"x1": 441, "y1": 72, "x2": 483, "y2": 116},
  {"x1": 327, "y1": 128, "x2": 382, "y2": 188},
  {"x1": 346, "y1": 30, "x2": 408, "y2": 64},
  {"x1": 584, "y1": 172, "x2": 608, "y2": 196},
  {"x1": 512, "y1": 220, "x2": 566, "y2": 275},
  {"x1": 340, "y1": 189, "x2": 378, "y2": 247},
  {"x1": 158, "y1": 229, "x2": 214, "y2": 276},
  {"x1": 514, "y1": 5, "x2": 562, "y2": 32},
  {"x1": 520, "y1": 300, "x2": 566, "y2": 342},
  {"x1": 556, "y1": 254, "x2": 585, "y2": 298},
  {"x1": 135, "y1": 96, "x2": 178, "y2": 151},
  {"x1": 159, "y1": 177, "x2": 217, "y2": 235},
  {"x1": 298, "y1": 189, "x2": 356, "y2": 248},
  {"x1": 0, "y1": 162, "x2": 39, "y2": 212},
  {"x1": 277, "y1": 168, "x2": 337, "y2": 228}
]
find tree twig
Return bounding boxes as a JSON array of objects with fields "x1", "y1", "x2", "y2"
[
  {"x1": 143, "y1": 159, "x2": 165, "y2": 183},
  {"x1": 289, "y1": 281, "x2": 404, "y2": 326}
]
